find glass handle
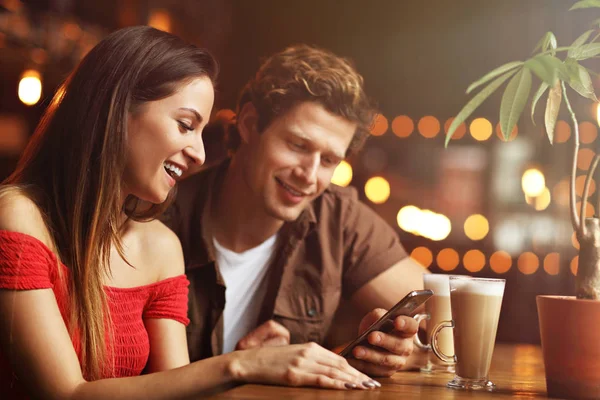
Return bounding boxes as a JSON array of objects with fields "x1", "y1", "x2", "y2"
[
  {"x1": 412, "y1": 313, "x2": 430, "y2": 350},
  {"x1": 431, "y1": 320, "x2": 457, "y2": 364}
]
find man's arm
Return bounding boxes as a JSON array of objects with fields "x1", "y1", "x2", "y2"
[{"x1": 346, "y1": 257, "x2": 430, "y2": 376}]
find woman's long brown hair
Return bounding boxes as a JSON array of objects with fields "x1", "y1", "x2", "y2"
[{"x1": 4, "y1": 26, "x2": 217, "y2": 380}]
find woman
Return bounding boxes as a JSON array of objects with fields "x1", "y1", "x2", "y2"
[{"x1": 0, "y1": 26, "x2": 377, "y2": 399}]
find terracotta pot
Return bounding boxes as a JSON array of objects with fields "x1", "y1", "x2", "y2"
[{"x1": 537, "y1": 295, "x2": 600, "y2": 399}]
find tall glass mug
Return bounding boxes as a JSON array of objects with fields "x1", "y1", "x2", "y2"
[
  {"x1": 431, "y1": 276, "x2": 505, "y2": 391},
  {"x1": 413, "y1": 274, "x2": 455, "y2": 373}
]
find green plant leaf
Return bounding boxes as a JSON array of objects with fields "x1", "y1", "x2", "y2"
[
  {"x1": 466, "y1": 61, "x2": 523, "y2": 94},
  {"x1": 568, "y1": 30, "x2": 594, "y2": 58},
  {"x1": 445, "y1": 69, "x2": 518, "y2": 146},
  {"x1": 531, "y1": 81, "x2": 550, "y2": 125},
  {"x1": 524, "y1": 55, "x2": 565, "y2": 85},
  {"x1": 500, "y1": 68, "x2": 532, "y2": 141},
  {"x1": 565, "y1": 57, "x2": 599, "y2": 101},
  {"x1": 572, "y1": 43, "x2": 600, "y2": 60},
  {"x1": 533, "y1": 32, "x2": 558, "y2": 55},
  {"x1": 544, "y1": 83, "x2": 562, "y2": 144},
  {"x1": 571, "y1": 0, "x2": 600, "y2": 10}
]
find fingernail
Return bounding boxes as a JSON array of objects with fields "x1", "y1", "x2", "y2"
[
  {"x1": 373, "y1": 334, "x2": 381, "y2": 343},
  {"x1": 363, "y1": 381, "x2": 375, "y2": 388},
  {"x1": 345, "y1": 383, "x2": 357, "y2": 389},
  {"x1": 355, "y1": 348, "x2": 366, "y2": 359},
  {"x1": 372, "y1": 380, "x2": 382, "y2": 388},
  {"x1": 398, "y1": 319, "x2": 406, "y2": 329}
]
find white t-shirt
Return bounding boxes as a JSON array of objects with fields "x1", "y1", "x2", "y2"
[{"x1": 213, "y1": 234, "x2": 277, "y2": 353}]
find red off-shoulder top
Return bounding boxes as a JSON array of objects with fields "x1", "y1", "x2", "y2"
[{"x1": 0, "y1": 230, "x2": 190, "y2": 399}]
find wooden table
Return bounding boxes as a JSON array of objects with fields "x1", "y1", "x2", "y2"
[{"x1": 209, "y1": 344, "x2": 549, "y2": 399}]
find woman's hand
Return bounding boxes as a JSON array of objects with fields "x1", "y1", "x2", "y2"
[{"x1": 227, "y1": 342, "x2": 380, "y2": 390}]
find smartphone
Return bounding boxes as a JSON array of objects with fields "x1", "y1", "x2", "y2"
[{"x1": 338, "y1": 289, "x2": 433, "y2": 358}]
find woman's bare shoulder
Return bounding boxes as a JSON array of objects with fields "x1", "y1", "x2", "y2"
[{"x1": 0, "y1": 186, "x2": 53, "y2": 247}]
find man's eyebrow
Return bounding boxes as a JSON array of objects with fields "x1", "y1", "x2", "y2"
[
  {"x1": 288, "y1": 130, "x2": 345, "y2": 160},
  {"x1": 179, "y1": 107, "x2": 203, "y2": 123}
]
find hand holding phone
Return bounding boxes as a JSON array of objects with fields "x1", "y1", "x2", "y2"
[{"x1": 339, "y1": 289, "x2": 433, "y2": 359}]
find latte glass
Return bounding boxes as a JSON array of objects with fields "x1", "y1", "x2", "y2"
[{"x1": 431, "y1": 276, "x2": 505, "y2": 391}]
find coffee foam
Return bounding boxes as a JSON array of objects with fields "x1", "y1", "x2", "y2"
[
  {"x1": 423, "y1": 274, "x2": 450, "y2": 296},
  {"x1": 451, "y1": 278, "x2": 505, "y2": 297}
]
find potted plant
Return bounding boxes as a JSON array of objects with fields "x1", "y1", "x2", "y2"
[{"x1": 446, "y1": 1, "x2": 600, "y2": 398}]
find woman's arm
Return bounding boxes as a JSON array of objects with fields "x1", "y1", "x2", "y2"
[{"x1": 1, "y1": 287, "x2": 374, "y2": 399}]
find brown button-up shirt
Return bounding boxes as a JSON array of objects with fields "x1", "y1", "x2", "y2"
[{"x1": 164, "y1": 159, "x2": 408, "y2": 362}]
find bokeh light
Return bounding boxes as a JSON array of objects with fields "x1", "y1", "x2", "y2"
[
  {"x1": 18, "y1": 69, "x2": 42, "y2": 106},
  {"x1": 370, "y1": 113, "x2": 389, "y2": 136},
  {"x1": 495, "y1": 123, "x2": 518, "y2": 141},
  {"x1": 522, "y1": 168, "x2": 545, "y2": 197},
  {"x1": 543, "y1": 253, "x2": 560, "y2": 275},
  {"x1": 364, "y1": 176, "x2": 391, "y2": 204},
  {"x1": 397, "y1": 205, "x2": 421, "y2": 233},
  {"x1": 577, "y1": 148, "x2": 595, "y2": 171},
  {"x1": 437, "y1": 248, "x2": 459, "y2": 272},
  {"x1": 410, "y1": 247, "x2": 433, "y2": 268},
  {"x1": 554, "y1": 120, "x2": 571, "y2": 143},
  {"x1": 490, "y1": 251, "x2": 512, "y2": 274},
  {"x1": 571, "y1": 256, "x2": 578, "y2": 275},
  {"x1": 331, "y1": 160, "x2": 353, "y2": 187},
  {"x1": 579, "y1": 121, "x2": 598, "y2": 144},
  {"x1": 470, "y1": 118, "x2": 493, "y2": 141},
  {"x1": 534, "y1": 187, "x2": 551, "y2": 211},
  {"x1": 552, "y1": 179, "x2": 570, "y2": 207},
  {"x1": 148, "y1": 9, "x2": 172, "y2": 32},
  {"x1": 418, "y1": 116, "x2": 440, "y2": 138},
  {"x1": 464, "y1": 214, "x2": 489, "y2": 241},
  {"x1": 576, "y1": 175, "x2": 596, "y2": 197},
  {"x1": 444, "y1": 117, "x2": 466, "y2": 140},
  {"x1": 392, "y1": 115, "x2": 414, "y2": 138},
  {"x1": 517, "y1": 252, "x2": 539, "y2": 275},
  {"x1": 575, "y1": 201, "x2": 595, "y2": 218},
  {"x1": 463, "y1": 249, "x2": 486, "y2": 272}
]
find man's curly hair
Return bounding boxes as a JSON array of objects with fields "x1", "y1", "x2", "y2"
[{"x1": 226, "y1": 45, "x2": 375, "y2": 157}]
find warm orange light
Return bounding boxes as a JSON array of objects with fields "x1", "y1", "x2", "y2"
[
  {"x1": 495, "y1": 123, "x2": 518, "y2": 141},
  {"x1": 418, "y1": 116, "x2": 440, "y2": 138},
  {"x1": 517, "y1": 252, "x2": 539, "y2": 275},
  {"x1": 148, "y1": 9, "x2": 172, "y2": 32},
  {"x1": 370, "y1": 114, "x2": 389, "y2": 136},
  {"x1": 463, "y1": 249, "x2": 486, "y2": 273},
  {"x1": 555, "y1": 120, "x2": 571, "y2": 143},
  {"x1": 437, "y1": 248, "x2": 459, "y2": 272},
  {"x1": 392, "y1": 115, "x2": 414, "y2": 138},
  {"x1": 579, "y1": 121, "x2": 598, "y2": 144},
  {"x1": 470, "y1": 118, "x2": 493, "y2": 141},
  {"x1": 331, "y1": 161, "x2": 353, "y2": 187},
  {"x1": 534, "y1": 187, "x2": 551, "y2": 211},
  {"x1": 18, "y1": 69, "x2": 42, "y2": 106},
  {"x1": 522, "y1": 168, "x2": 545, "y2": 197},
  {"x1": 490, "y1": 251, "x2": 512, "y2": 274},
  {"x1": 444, "y1": 118, "x2": 466, "y2": 140},
  {"x1": 552, "y1": 179, "x2": 570, "y2": 207},
  {"x1": 364, "y1": 176, "x2": 391, "y2": 204},
  {"x1": 576, "y1": 175, "x2": 596, "y2": 197},
  {"x1": 464, "y1": 214, "x2": 489, "y2": 241},
  {"x1": 575, "y1": 201, "x2": 595, "y2": 218},
  {"x1": 543, "y1": 253, "x2": 560, "y2": 275},
  {"x1": 571, "y1": 256, "x2": 578, "y2": 275},
  {"x1": 410, "y1": 247, "x2": 433, "y2": 268},
  {"x1": 577, "y1": 148, "x2": 595, "y2": 171}
]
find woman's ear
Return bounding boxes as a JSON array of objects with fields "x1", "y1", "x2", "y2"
[{"x1": 237, "y1": 102, "x2": 258, "y2": 144}]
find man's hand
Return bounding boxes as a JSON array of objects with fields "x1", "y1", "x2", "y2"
[
  {"x1": 235, "y1": 320, "x2": 291, "y2": 350},
  {"x1": 348, "y1": 308, "x2": 419, "y2": 377}
]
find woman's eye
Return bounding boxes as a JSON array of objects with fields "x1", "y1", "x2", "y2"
[{"x1": 178, "y1": 121, "x2": 194, "y2": 132}]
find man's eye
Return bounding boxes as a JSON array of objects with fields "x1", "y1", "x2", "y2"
[
  {"x1": 291, "y1": 142, "x2": 305, "y2": 150},
  {"x1": 178, "y1": 121, "x2": 194, "y2": 132}
]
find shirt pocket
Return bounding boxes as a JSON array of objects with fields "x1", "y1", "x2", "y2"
[{"x1": 272, "y1": 285, "x2": 341, "y2": 345}]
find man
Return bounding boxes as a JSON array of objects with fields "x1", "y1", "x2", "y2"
[{"x1": 165, "y1": 45, "x2": 427, "y2": 377}]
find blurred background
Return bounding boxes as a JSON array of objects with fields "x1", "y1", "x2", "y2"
[{"x1": 0, "y1": 0, "x2": 598, "y2": 345}]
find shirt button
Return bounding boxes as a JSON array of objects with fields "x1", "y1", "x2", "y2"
[{"x1": 307, "y1": 308, "x2": 317, "y2": 317}]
